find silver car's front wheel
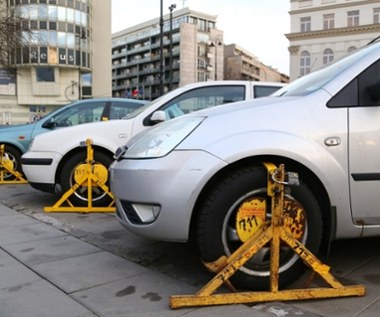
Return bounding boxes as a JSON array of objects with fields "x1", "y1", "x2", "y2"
[{"x1": 196, "y1": 165, "x2": 322, "y2": 291}]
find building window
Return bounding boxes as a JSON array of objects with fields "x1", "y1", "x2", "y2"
[
  {"x1": 189, "y1": 17, "x2": 196, "y2": 25},
  {"x1": 300, "y1": 50, "x2": 311, "y2": 76},
  {"x1": 197, "y1": 71, "x2": 207, "y2": 82},
  {"x1": 39, "y1": 21, "x2": 47, "y2": 29},
  {"x1": 197, "y1": 19, "x2": 207, "y2": 31},
  {"x1": 197, "y1": 58, "x2": 207, "y2": 69},
  {"x1": 323, "y1": 13, "x2": 334, "y2": 29},
  {"x1": 300, "y1": 17, "x2": 311, "y2": 32},
  {"x1": 347, "y1": 10, "x2": 359, "y2": 27},
  {"x1": 374, "y1": 8, "x2": 380, "y2": 24},
  {"x1": 48, "y1": 5, "x2": 57, "y2": 20},
  {"x1": 323, "y1": 48, "x2": 334, "y2": 64},
  {"x1": 347, "y1": 46, "x2": 357, "y2": 53},
  {"x1": 208, "y1": 21, "x2": 215, "y2": 30},
  {"x1": 36, "y1": 67, "x2": 55, "y2": 82},
  {"x1": 30, "y1": 20, "x2": 38, "y2": 29},
  {"x1": 21, "y1": 19, "x2": 29, "y2": 30},
  {"x1": 198, "y1": 45, "x2": 207, "y2": 57}
]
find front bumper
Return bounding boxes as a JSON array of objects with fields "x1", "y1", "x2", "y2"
[
  {"x1": 21, "y1": 151, "x2": 62, "y2": 190},
  {"x1": 110, "y1": 150, "x2": 226, "y2": 242}
]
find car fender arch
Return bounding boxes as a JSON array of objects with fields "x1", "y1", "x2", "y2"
[
  {"x1": 204, "y1": 130, "x2": 347, "y2": 205},
  {"x1": 1, "y1": 141, "x2": 25, "y2": 154},
  {"x1": 54, "y1": 144, "x2": 115, "y2": 184},
  {"x1": 190, "y1": 130, "x2": 361, "y2": 242}
]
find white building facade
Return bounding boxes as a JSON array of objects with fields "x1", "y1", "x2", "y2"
[{"x1": 287, "y1": 0, "x2": 380, "y2": 81}]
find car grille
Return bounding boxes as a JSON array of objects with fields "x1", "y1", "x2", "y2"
[{"x1": 119, "y1": 200, "x2": 143, "y2": 224}]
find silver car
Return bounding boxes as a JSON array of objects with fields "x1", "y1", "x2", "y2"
[{"x1": 110, "y1": 38, "x2": 380, "y2": 290}]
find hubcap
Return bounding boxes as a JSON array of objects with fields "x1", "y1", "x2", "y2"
[
  {"x1": 73, "y1": 163, "x2": 108, "y2": 185},
  {"x1": 236, "y1": 197, "x2": 266, "y2": 242},
  {"x1": 236, "y1": 196, "x2": 306, "y2": 242},
  {"x1": 222, "y1": 188, "x2": 308, "y2": 277},
  {"x1": 71, "y1": 163, "x2": 109, "y2": 202}
]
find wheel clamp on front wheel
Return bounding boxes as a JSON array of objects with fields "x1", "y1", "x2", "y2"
[
  {"x1": 44, "y1": 138, "x2": 116, "y2": 213},
  {"x1": 0, "y1": 144, "x2": 27, "y2": 184},
  {"x1": 169, "y1": 163, "x2": 365, "y2": 309}
]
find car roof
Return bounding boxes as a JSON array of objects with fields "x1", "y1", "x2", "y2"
[
  {"x1": 66, "y1": 97, "x2": 147, "y2": 105},
  {"x1": 181, "y1": 80, "x2": 285, "y2": 89}
]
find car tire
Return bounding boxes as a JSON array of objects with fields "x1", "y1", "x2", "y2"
[
  {"x1": 196, "y1": 165, "x2": 322, "y2": 291},
  {"x1": 60, "y1": 151, "x2": 114, "y2": 207},
  {"x1": 2, "y1": 145, "x2": 23, "y2": 180}
]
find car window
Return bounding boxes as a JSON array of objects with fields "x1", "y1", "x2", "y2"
[
  {"x1": 108, "y1": 101, "x2": 143, "y2": 120},
  {"x1": 327, "y1": 58, "x2": 380, "y2": 108},
  {"x1": 253, "y1": 85, "x2": 282, "y2": 98},
  {"x1": 358, "y1": 59, "x2": 380, "y2": 106},
  {"x1": 159, "y1": 85, "x2": 245, "y2": 120},
  {"x1": 52, "y1": 101, "x2": 106, "y2": 127}
]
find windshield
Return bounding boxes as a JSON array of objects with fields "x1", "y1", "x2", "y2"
[
  {"x1": 121, "y1": 84, "x2": 207, "y2": 119},
  {"x1": 273, "y1": 42, "x2": 380, "y2": 97}
]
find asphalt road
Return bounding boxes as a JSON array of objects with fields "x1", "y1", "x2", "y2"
[{"x1": 2, "y1": 183, "x2": 380, "y2": 317}]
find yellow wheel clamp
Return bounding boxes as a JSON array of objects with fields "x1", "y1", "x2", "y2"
[
  {"x1": 170, "y1": 163, "x2": 365, "y2": 309},
  {"x1": 0, "y1": 144, "x2": 27, "y2": 184},
  {"x1": 44, "y1": 139, "x2": 115, "y2": 213}
]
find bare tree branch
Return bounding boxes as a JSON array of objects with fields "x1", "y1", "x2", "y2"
[{"x1": 0, "y1": 1, "x2": 31, "y2": 68}]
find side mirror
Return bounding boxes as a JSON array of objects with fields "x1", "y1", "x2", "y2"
[
  {"x1": 41, "y1": 119, "x2": 55, "y2": 129},
  {"x1": 150, "y1": 110, "x2": 166, "y2": 123}
]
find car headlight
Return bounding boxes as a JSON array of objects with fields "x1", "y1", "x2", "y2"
[{"x1": 124, "y1": 116, "x2": 204, "y2": 159}]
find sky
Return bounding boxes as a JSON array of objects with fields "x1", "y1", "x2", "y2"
[{"x1": 111, "y1": 0, "x2": 290, "y2": 75}]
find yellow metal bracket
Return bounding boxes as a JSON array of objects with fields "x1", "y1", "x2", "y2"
[
  {"x1": 44, "y1": 138, "x2": 115, "y2": 213},
  {"x1": 0, "y1": 144, "x2": 28, "y2": 184},
  {"x1": 170, "y1": 163, "x2": 365, "y2": 309}
]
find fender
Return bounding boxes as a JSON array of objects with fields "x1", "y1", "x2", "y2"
[{"x1": 205, "y1": 130, "x2": 361, "y2": 238}]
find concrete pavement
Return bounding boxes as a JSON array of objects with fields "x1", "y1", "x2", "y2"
[
  {"x1": 0, "y1": 201, "x2": 310, "y2": 317},
  {"x1": 1, "y1": 196, "x2": 380, "y2": 317}
]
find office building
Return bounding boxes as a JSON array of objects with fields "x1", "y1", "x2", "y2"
[
  {"x1": 112, "y1": 7, "x2": 223, "y2": 100},
  {"x1": 111, "y1": 7, "x2": 286, "y2": 100}
]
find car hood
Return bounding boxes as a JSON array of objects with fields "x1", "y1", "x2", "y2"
[
  {"x1": 0, "y1": 122, "x2": 36, "y2": 136},
  {"x1": 177, "y1": 90, "x2": 334, "y2": 151},
  {"x1": 176, "y1": 95, "x2": 298, "y2": 121},
  {"x1": 193, "y1": 95, "x2": 290, "y2": 115}
]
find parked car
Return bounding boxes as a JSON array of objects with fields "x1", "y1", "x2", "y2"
[
  {"x1": 1, "y1": 97, "x2": 147, "y2": 179},
  {"x1": 21, "y1": 81, "x2": 285, "y2": 206},
  {"x1": 109, "y1": 39, "x2": 380, "y2": 291}
]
